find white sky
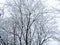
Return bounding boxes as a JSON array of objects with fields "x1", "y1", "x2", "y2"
[
  {"x1": 48, "y1": 41, "x2": 60, "y2": 45},
  {"x1": 0, "y1": 0, "x2": 11, "y2": 18},
  {"x1": 47, "y1": 0, "x2": 60, "y2": 8},
  {"x1": 0, "y1": 0, "x2": 6, "y2": 3},
  {"x1": 44, "y1": 40, "x2": 60, "y2": 45}
]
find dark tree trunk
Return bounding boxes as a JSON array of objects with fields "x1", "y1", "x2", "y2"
[
  {"x1": 19, "y1": 37, "x2": 22, "y2": 45},
  {"x1": 26, "y1": 28, "x2": 28, "y2": 45}
]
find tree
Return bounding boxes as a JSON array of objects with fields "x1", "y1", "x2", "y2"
[{"x1": 0, "y1": 0, "x2": 58, "y2": 45}]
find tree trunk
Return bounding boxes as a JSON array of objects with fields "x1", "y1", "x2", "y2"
[
  {"x1": 13, "y1": 24, "x2": 17, "y2": 45},
  {"x1": 19, "y1": 37, "x2": 22, "y2": 45},
  {"x1": 14, "y1": 33, "x2": 16, "y2": 45},
  {"x1": 26, "y1": 28, "x2": 28, "y2": 45}
]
